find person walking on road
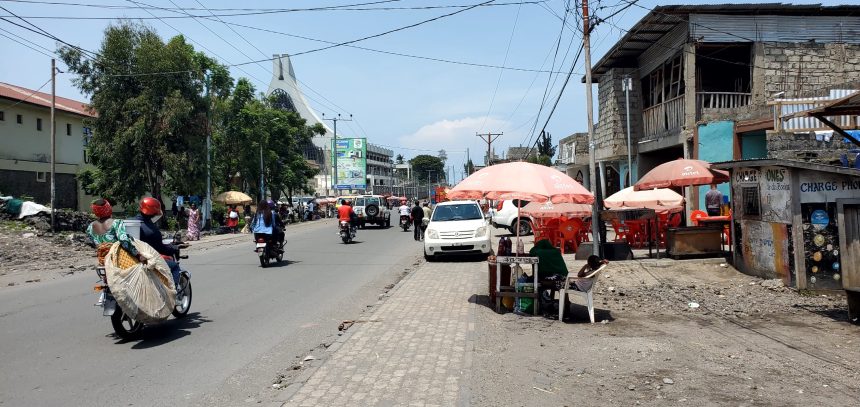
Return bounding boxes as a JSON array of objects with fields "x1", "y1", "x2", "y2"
[
  {"x1": 421, "y1": 202, "x2": 432, "y2": 236},
  {"x1": 186, "y1": 202, "x2": 201, "y2": 241},
  {"x1": 411, "y1": 201, "x2": 424, "y2": 241},
  {"x1": 705, "y1": 184, "x2": 723, "y2": 216}
]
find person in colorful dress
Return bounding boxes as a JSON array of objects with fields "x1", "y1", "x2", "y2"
[
  {"x1": 86, "y1": 199, "x2": 146, "y2": 266},
  {"x1": 186, "y1": 202, "x2": 201, "y2": 241}
]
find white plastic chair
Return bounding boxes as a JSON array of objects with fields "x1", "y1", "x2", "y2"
[{"x1": 558, "y1": 264, "x2": 607, "y2": 323}]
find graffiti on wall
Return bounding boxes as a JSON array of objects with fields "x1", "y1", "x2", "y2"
[
  {"x1": 739, "y1": 220, "x2": 792, "y2": 284},
  {"x1": 761, "y1": 166, "x2": 792, "y2": 223},
  {"x1": 801, "y1": 202, "x2": 842, "y2": 290}
]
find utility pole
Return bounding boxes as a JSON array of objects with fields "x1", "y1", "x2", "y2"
[
  {"x1": 260, "y1": 143, "x2": 265, "y2": 200},
  {"x1": 466, "y1": 147, "x2": 470, "y2": 175},
  {"x1": 477, "y1": 132, "x2": 502, "y2": 166},
  {"x1": 203, "y1": 72, "x2": 212, "y2": 229},
  {"x1": 50, "y1": 58, "x2": 56, "y2": 232},
  {"x1": 583, "y1": 0, "x2": 601, "y2": 255},
  {"x1": 623, "y1": 75, "x2": 633, "y2": 187},
  {"x1": 322, "y1": 113, "x2": 352, "y2": 194}
]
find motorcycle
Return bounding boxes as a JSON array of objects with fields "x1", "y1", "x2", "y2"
[
  {"x1": 255, "y1": 234, "x2": 283, "y2": 267},
  {"x1": 95, "y1": 235, "x2": 192, "y2": 340},
  {"x1": 400, "y1": 215, "x2": 410, "y2": 232},
  {"x1": 339, "y1": 220, "x2": 356, "y2": 243}
]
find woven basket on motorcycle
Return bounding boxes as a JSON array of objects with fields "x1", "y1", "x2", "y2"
[{"x1": 113, "y1": 244, "x2": 140, "y2": 269}]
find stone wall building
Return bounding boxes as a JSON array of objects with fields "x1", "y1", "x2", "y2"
[{"x1": 590, "y1": 4, "x2": 860, "y2": 210}]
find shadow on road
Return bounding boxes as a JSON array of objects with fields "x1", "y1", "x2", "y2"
[
  {"x1": 111, "y1": 312, "x2": 211, "y2": 348},
  {"x1": 468, "y1": 293, "x2": 614, "y2": 323}
]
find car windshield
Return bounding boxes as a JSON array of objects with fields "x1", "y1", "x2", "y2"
[
  {"x1": 354, "y1": 198, "x2": 366, "y2": 206},
  {"x1": 432, "y1": 204, "x2": 483, "y2": 222}
]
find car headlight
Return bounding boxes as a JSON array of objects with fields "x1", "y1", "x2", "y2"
[
  {"x1": 475, "y1": 226, "x2": 487, "y2": 237},
  {"x1": 427, "y1": 229, "x2": 439, "y2": 239}
]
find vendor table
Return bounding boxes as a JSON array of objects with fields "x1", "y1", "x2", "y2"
[
  {"x1": 665, "y1": 226, "x2": 724, "y2": 258},
  {"x1": 495, "y1": 256, "x2": 540, "y2": 315}
]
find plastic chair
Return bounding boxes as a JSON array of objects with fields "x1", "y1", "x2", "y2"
[
  {"x1": 555, "y1": 219, "x2": 582, "y2": 254},
  {"x1": 610, "y1": 219, "x2": 628, "y2": 242},
  {"x1": 578, "y1": 219, "x2": 592, "y2": 242},
  {"x1": 690, "y1": 210, "x2": 707, "y2": 226},
  {"x1": 624, "y1": 220, "x2": 646, "y2": 248},
  {"x1": 558, "y1": 264, "x2": 607, "y2": 323}
]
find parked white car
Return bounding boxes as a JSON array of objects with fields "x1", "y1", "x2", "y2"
[
  {"x1": 490, "y1": 200, "x2": 533, "y2": 236},
  {"x1": 423, "y1": 200, "x2": 491, "y2": 261}
]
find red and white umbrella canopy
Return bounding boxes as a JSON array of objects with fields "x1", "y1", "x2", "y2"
[
  {"x1": 521, "y1": 201, "x2": 592, "y2": 218},
  {"x1": 634, "y1": 159, "x2": 729, "y2": 191},
  {"x1": 448, "y1": 162, "x2": 594, "y2": 204},
  {"x1": 604, "y1": 186, "x2": 684, "y2": 209}
]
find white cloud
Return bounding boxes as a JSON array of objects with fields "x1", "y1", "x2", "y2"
[{"x1": 397, "y1": 116, "x2": 514, "y2": 153}]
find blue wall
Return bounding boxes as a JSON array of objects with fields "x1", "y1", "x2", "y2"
[
  {"x1": 697, "y1": 121, "x2": 733, "y2": 210},
  {"x1": 618, "y1": 159, "x2": 638, "y2": 189}
]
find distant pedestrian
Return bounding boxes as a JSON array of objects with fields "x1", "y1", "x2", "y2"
[
  {"x1": 226, "y1": 205, "x2": 239, "y2": 233},
  {"x1": 186, "y1": 203, "x2": 201, "y2": 241},
  {"x1": 705, "y1": 184, "x2": 723, "y2": 217},
  {"x1": 411, "y1": 200, "x2": 424, "y2": 241}
]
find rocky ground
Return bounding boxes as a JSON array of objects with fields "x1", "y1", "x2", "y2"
[{"x1": 471, "y1": 259, "x2": 859, "y2": 406}]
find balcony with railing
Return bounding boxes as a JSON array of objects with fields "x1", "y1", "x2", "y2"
[
  {"x1": 697, "y1": 92, "x2": 752, "y2": 110},
  {"x1": 642, "y1": 95, "x2": 685, "y2": 138}
]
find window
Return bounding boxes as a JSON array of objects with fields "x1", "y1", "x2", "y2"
[
  {"x1": 17, "y1": 114, "x2": 22, "y2": 124},
  {"x1": 431, "y1": 203, "x2": 482, "y2": 222},
  {"x1": 741, "y1": 186, "x2": 760, "y2": 217},
  {"x1": 37, "y1": 118, "x2": 42, "y2": 131},
  {"x1": 66, "y1": 123, "x2": 71, "y2": 135},
  {"x1": 36, "y1": 171, "x2": 47, "y2": 182},
  {"x1": 0, "y1": 111, "x2": 4, "y2": 121}
]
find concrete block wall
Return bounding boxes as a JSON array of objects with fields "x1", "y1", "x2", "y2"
[
  {"x1": 766, "y1": 130, "x2": 858, "y2": 165},
  {"x1": 594, "y1": 68, "x2": 644, "y2": 161},
  {"x1": 757, "y1": 42, "x2": 860, "y2": 99}
]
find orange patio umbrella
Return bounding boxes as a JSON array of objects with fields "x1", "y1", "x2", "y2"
[
  {"x1": 604, "y1": 186, "x2": 684, "y2": 209},
  {"x1": 521, "y1": 201, "x2": 592, "y2": 219},
  {"x1": 634, "y1": 159, "x2": 729, "y2": 191}
]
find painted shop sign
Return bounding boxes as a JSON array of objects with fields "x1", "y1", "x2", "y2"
[
  {"x1": 734, "y1": 168, "x2": 759, "y2": 185},
  {"x1": 761, "y1": 166, "x2": 791, "y2": 223},
  {"x1": 799, "y1": 171, "x2": 860, "y2": 203}
]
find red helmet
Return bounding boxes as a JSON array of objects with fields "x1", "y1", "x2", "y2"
[{"x1": 139, "y1": 197, "x2": 162, "y2": 216}]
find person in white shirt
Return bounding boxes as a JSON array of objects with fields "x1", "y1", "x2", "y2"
[{"x1": 398, "y1": 203, "x2": 410, "y2": 217}]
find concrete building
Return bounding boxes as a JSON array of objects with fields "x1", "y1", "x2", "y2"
[
  {"x1": 0, "y1": 82, "x2": 94, "y2": 211},
  {"x1": 589, "y1": 3, "x2": 860, "y2": 209},
  {"x1": 555, "y1": 132, "x2": 591, "y2": 189},
  {"x1": 366, "y1": 143, "x2": 394, "y2": 193}
]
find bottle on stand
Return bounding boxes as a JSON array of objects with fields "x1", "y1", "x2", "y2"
[{"x1": 516, "y1": 238, "x2": 524, "y2": 256}]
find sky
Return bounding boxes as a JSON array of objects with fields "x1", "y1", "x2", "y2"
[{"x1": 0, "y1": 0, "x2": 847, "y2": 184}]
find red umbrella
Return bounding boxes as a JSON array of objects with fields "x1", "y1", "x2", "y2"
[
  {"x1": 634, "y1": 159, "x2": 729, "y2": 191},
  {"x1": 448, "y1": 162, "x2": 594, "y2": 204},
  {"x1": 521, "y1": 201, "x2": 592, "y2": 219}
]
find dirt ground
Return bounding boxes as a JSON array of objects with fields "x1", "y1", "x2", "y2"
[{"x1": 471, "y1": 259, "x2": 859, "y2": 406}]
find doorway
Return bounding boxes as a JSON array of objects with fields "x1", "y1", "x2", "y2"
[{"x1": 837, "y1": 199, "x2": 860, "y2": 318}]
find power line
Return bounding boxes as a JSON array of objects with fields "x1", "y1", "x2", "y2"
[
  {"x1": 478, "y1": 0, "x2": 523, "y2": 133},
  {"x1": 0, "y1": 0, "x2": 544, "y2": 17},
  {"x1": 0, "y1": 27, "x2": 53, "y2": 57}
]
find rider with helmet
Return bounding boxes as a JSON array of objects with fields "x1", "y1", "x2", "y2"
[{"x1": 135, "y1": 197, "x2": 181, "y2": 288}]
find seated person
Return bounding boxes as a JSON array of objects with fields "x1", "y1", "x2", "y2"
[{"x1": 571, "y1": 255, "x2": 609, "y2": 292}]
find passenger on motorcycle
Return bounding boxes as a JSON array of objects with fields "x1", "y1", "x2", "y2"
[
  {"x1": 252, "y1": 200, "x2": 284, "y2": 252},
  {"x1": 86, "y1": 198, "x2": 147, "y2": 266},
  {"x1": 135, "y1": 197, "x2": 181, "y2": 288},
  {"x1": 398, "y1": 202, "x2": 410, "y2": 217}
]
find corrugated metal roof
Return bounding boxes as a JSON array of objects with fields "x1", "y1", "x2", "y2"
[
  {"x1": 775, "y1": 90, "x2": 860, "y2": 131},
  {"x1": 589, "y1": 3, "x2": 860, "y2": 80},
  {"x1": 0, "y1": 82, "x2": 93, "y2": 117}
]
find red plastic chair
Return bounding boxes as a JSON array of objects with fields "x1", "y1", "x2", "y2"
[
  {"x1": 555, "y1": 219, "x2": 582, "y2": 254},
  {"x1": 579, "y1": 219, "x2": 592, "y2": 242},
  {"x1": 625, "y1": 220, "x2": 647, "y2": 248},
  {"x1": 610, "y1": 219, "x2": 628, "y2": 242},
  {"x1": 690, "y1": 210, "x2": 707, "y2": 226}
]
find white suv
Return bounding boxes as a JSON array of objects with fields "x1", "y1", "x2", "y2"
[
  {"x1": 424, "y1": 201, "x2": 491, "y2": 261},
  {"x1": 490, "y1": 200, "x2": 533, "y2": 236}
]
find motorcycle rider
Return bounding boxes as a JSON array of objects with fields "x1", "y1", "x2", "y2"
[
  {"x1": 398, "y1": 201, "x2": 410, "y2": 228},
  {"x1": 252, "y1": 200, "x2": 284, "y2": 252},
  {"x1": 337, "y1": 199, "x2": 358, "y2": 236},
  {"x1": 411, "y1": 200, "x2": 425, "y2": 241},
  {"x1": 135, "y1": 197, "x2": 181, "y2": 288}
]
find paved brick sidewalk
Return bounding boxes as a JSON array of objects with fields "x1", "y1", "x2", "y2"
[{"x1": 282, "y1": 260, "x2": 482, "y2": 406}]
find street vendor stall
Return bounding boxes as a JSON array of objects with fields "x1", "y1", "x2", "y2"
[{"x1": 634, "y1": 159, "x2": 730, "y2": 259}]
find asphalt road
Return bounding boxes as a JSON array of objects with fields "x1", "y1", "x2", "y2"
[{"x1": 0, "y1": 219, "x2": 422, "y2": 406}]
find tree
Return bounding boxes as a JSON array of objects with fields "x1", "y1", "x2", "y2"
[
  {"x1": 409, "y1": 155, "x2": 445, "y2": 182},
  {"x1": 463, "y1": 159, "x2": 475, "y2": 176},
  {"x1": 529, "y1": 131, "x2": 557, "y2": 167},
  {"x1": 395, "y1": 154, "x2": 404, "y2": 164},
  {"x1": 60, "y1": 22, "x2": 231, "y2": 206}
]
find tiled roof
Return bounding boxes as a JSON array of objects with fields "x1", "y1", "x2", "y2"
[{"x1": 0, "y1": 82, "x2": 94, "y2": 117}]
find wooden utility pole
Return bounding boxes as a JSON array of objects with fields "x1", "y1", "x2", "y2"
[
  {"x1": 50, "y1": 58, "x2": 56, "y2": 233},
  {"x1": 477, "y1": 132, "x2": 502, "y2": 166},
  {"x1": 583, "y1": 0, "x2": 600, "y2": 255}
]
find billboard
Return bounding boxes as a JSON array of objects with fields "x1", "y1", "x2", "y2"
[{"x1": 334, "y1": 138, "x2": 367, "y2": 190}]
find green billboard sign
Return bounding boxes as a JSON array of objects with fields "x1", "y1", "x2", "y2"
[{"x1": 334, "y1": 138, "x2": 367, "y2": 190}]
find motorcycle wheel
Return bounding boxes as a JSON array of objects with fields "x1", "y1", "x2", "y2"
[
  {"x1": 259, "y1": 254, "x2": 269, "y2": 267},
  {"x1": 342, "y1": 235, "x2": 350, "y2": 244},
  {"x1": 172, "y1": 274, "x2": 192, "y2": 318},
  {"x1": 276, "y1": 250, "x2": 284, "y2": 262},
  {"x1": 111, "y1": 308, "x2": 144, "y2": 340}
]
